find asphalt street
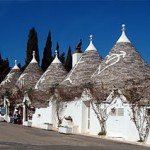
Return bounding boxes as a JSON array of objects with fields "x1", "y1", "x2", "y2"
[{"x1": 0, "y1": 122, "x2": 149, "y2": 150}]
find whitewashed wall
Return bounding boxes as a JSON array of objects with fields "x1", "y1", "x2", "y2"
[
  {"x1": 71, "y1": 96, "x2": 150, "y2": 144},
  {"x1": 32, "y1": 101, "x2": 57, "y2": 129},
  {"x1": 32, "y1": 107, "x2": 52, "y2": 128},
  {"x1": 31, "y1": 94, "x2": 150, "y2": 145},
  {"x1": 147, "y1": 133, "x2": 150, "y2": 144},
  {"x1": 60, "y1": 99, "x2": 101, "y2": 135},
  {"x1": 61, "y1": 100, "x2": 82, "y2": 133},
  {"x1": 106, "y1": 97, "x2": 139, "y2": 142},
  {"x1": 89, "y1": 107, "x2": 101, "y2": 135},
  {"x1": 123, "y1": 109, "x2": 139, "y2": 142}
]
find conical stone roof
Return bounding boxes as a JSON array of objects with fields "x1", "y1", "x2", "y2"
[
  {"x1": 35, "y1": 51, "x2": 68, "y2": 92},
  {"x1": 57, "y1": 35, "x2": 103, "y2": 101},
  {"x1": 32, "y1": 51, "x2": 68, "y2": 107},
  {"x1": 16, "y1": 51, "x2": 43, "y2": 92},
  {"x1": 0, "y1": 60, "x2": 22, "y2": 95},
  {"x1": 91, "y1": 24, "x2": 150, "y2": 94}
]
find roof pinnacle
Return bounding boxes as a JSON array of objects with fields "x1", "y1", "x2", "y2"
[
  {"x1": 122, "y1": 24, "x2": 125, "y2": 32},
  {"x1": 12, "y1": 59, "x2": 20, "y2": 69},
  {"x1": 55, "y1": 49, "x2": 58, "y2": 57},
  {"x1": 33, "y1": 51, "x2": 35, "y2": 58},
  {"x1": 85, "y1": 35, "x2": 97, "y2": 51},
  {"x1": 116, "y1": 24, "x2": 131, "y2": 43},
  {"x1": 52, "y1": 49, "x2": 61, "y2": 64},
  {"x1": 90, "y1": 35, "x2": 93, "y2": 41},
  {"x1": 15, "y1": 60, "x2": 17, "y2": 66},
  {"x1": 30, "y1": 51, "x2": 37, "y2": 63}
]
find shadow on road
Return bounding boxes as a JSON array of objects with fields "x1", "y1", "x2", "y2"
[{"x1": 0, "y1": 141, "x2": 104, "y2": 150}]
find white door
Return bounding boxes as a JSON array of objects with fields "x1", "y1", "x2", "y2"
[
  {"x1": 107, "y1": 108, "x2": 124, "y2": 137},
  {"x1": 82, "y1": 101, "x2": 90, "y2": 133}
]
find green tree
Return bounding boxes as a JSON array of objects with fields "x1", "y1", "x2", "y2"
[
  {"x1": 59, "y1": 52, "x2": 65, "y2": 64},
  {"x1": 64, "y1": 46, "x2": 72, "y2": 72},
  {"x1": 23, "y1": 27, "x2": 40, "y2": 70},
  {"x1": 17, "y1": 63, "x2": 21, "y2": 69},
  {"x1": 0, "y1": 54, "x2": 3, "y2": 82},
  {"x1": 0, "y1": 56, "x2": 10, "y2": 83},
  {"x1": 41, "y1": 31, "x2": 53, "y2": 71}
]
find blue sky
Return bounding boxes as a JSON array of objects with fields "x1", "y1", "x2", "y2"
[{"x1": 0, "y1": 0, "x2": 150, "y2": 67}]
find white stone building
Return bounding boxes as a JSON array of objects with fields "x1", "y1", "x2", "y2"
[
  {"x1": 31, "y1": 50, "x2": 68, "y2": 129},
  {"x1": 45, "y1": 25, "x2": 150, "y2": 145},
  {"x1": 5, "y1": 25, "x2": 149, "y2": 145}
]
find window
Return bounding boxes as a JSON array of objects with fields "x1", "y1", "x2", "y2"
[
  {"x1": 110, "y1": 108, "x2": 124, "y2": 116},
  {"x1": 117, "y1": 108, "x2": 124, "y2": 116}
]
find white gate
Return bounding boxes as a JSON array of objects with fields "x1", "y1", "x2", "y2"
[
  {"x1": 107, "y1": 108, "x2": 125, "y2": 138},
  {"x1": 82, "y1": 101, "x2": 90, "y2": 133}
]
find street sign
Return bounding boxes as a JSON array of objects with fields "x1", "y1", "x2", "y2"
[{"x1": 1, "y1": 107, "x2": 6, "y2": 114}]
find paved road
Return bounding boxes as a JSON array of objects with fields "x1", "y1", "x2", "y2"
[{"x1": 0, "y1": 122, "x2": 149, "y2": 150}]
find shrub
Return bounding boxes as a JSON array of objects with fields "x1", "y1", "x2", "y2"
[
  {"x1": 98, "y1": 131, "x2": 106, "y2": 136},
  {"x1": 137, "y1": 139, "x2": 144, "y2": 142}
]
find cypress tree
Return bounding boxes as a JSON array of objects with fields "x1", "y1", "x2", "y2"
[
  {"x1": 41, "y1": 31, "x2": 53, "y2": 71},
  {"x1": 0, "y1": 53, "x2": 3, "y2": 70},
  {"x1": 23, "y1": 27, "x2": 40, "y2": 70},
  {"x1": 0, "y1": 53, "x2": 2, "y2": 62},
  {"x1": 0, "y1": 56, "x2": 10, "y2": 83},
  {"x1": 0, "y1": 54, "x2": 3, "y2": 82},
  {"x1": 18, "y1": 63, "x2": 22, "y2": 69},
  {"x1": 64, "y1": 46, "x2": 72, "y2": 72},
  {"x1": 59, "y1": 52, "x2": 65, "y2": 64}
]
